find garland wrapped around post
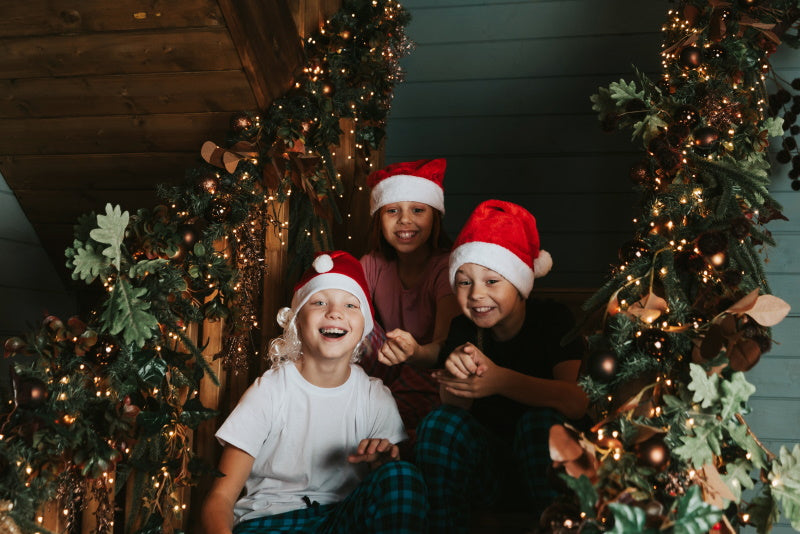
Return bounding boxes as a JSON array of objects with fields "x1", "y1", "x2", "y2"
[
  {"x1": 545, "y1": 2, "x2": 800, "y2": 533},
  {"x1": 0, "y1": 1, "x2": 411, "y2": 532}
]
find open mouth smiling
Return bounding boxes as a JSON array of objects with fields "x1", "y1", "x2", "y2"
[
  {"x1": 320, "y1": 327, "x2": 348, "y2": 339},
  {"x1": 395, "y1": 231, "x2": 418, "y2": 240}
]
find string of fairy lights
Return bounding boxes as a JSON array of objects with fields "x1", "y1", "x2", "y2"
[
  {"x1": 549, "y1": 3, "x2": 800, "y2": 533},
  {"x1": 0, "y1": 1, "x2": 411, "y2": 532}
]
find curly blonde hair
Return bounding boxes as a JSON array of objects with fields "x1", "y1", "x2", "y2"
[{"x1": 267, "y1": 307, "x2": 365, "y2": 368}]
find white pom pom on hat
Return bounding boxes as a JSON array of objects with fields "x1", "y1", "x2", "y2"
[
  {"x1": 312, "y1": 253, "x2": 334, "y2": 273},
  {"x1": 448, "y1": 199, "x2": 552, "y2": 298}
]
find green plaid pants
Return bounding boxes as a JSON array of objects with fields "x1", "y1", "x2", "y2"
[
  {"x1": 232, "y1": 460, "x2": 428, "y2": 533},
  {"x1": 414, "y1": 404, "x2": 561, "y2": 534}
]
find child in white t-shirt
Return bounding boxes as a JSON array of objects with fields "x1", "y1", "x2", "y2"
[{"x1": 201, "y1": 251, "x2": 428, "y2": 534}]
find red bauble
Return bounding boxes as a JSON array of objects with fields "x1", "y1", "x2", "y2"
[
  {"x1": 14, "y1": 377, "x2": 48, "y2": 409},
  {"x1": 4, "y1": 337, "x2": 26, "y2": 358},
  {"x1": 587, "y1": 351, "x2": 619, "y2": 383},
  {"x1": 636, "y1": 435, "x2": 670, "y2": 471},
  {"x1": 205, "y1": 197, "x2": 231, "y2": 223},
  {"x1": 693, "y1": 126, "x2": 721, "y2": 155},
  {"x1": 679, "y1": 46, "x2": 702, "y2": 68},
  {"x1": 177, "y1": 223, "x2": 200, "y2": 247}
]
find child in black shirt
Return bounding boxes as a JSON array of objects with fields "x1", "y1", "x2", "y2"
[{"x1": 415, "y1": 200, "x2": 588, "y2": 533}]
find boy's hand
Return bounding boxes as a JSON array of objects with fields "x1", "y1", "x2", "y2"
[
  {"x1": 434, "y1": 347, "x2": 503, "y2": 399},
  {"x1": 443, "y1": 343, "x2": 488, "y2": 378},
  {"x1": 347, "y1": 438, "x2": 399, "y2": 469},
  {"x1": 377, "y1": 329, "x2": 419, "y2": 366}
]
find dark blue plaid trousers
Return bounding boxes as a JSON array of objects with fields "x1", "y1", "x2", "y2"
[
  {"x1": 232, "y1": 460, "x2": 428, "y2": 533},
  {"x1": 414, "y1": 404, "x2": 562, "y2": 534}
]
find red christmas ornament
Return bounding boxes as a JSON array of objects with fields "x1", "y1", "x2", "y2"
[
  {"x1": 679, "y1": 46, "x2": 702, "y2": 68},
  {"x1": 587, "y1": 351, "x2": 619, "y2": 383},
  {"x1": 693, "y1": 126, "x2": 721, "y2": 155},
  {"x1": 14, "y1": 376, "x2": 48, "y2": 409},
  {"x1": 177, "y1": 223, "x2": 200, "y2": 247},
  {"x1": 205, "y1": 197, "x2": 231, "y2": 223},
  {"x1": 3, "y1": 337, "x2": 26, "y2": 358},
  {"x1": 636, "y1": 435, "x2": 670, "y2": 471}
]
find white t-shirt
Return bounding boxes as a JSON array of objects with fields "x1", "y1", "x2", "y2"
[{"x1": 216, "y1": 362, "x2": 407, "y2": 525}]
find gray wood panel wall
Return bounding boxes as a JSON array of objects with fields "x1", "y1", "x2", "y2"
[
  {"x1": 0, "y1": 172, "x2": 75, "y2": 341},
  {"x1": 386, "y1": 1, "x2": 800, "y2": 531}
]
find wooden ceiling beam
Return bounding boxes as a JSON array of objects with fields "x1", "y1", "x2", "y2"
[
  {"x1": 0, "y1": 71, "x2": 256, "y2": 119},
  {"x1": 0, "y1": 112, "x2": 231, "y2": 155},
  {"x1": 217, "y1": 0, "x2": 304, "y2": 109},
  {"x1": 0, "y1": 29, "x2": 241, "y2": 78},
  {"x1": 0, "y1": 153, "x2": 200, "y2": 190},
  {"x1": 14, "y1": 189, "x2": 164, "y2": 224},
  {"x1": 0, "y1": 0, "x2": 225, "y2": 37}
]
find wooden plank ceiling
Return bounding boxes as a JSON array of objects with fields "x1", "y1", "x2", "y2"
[{"x1": 0, "y1": 0, "x2": 326, "y2": 282}]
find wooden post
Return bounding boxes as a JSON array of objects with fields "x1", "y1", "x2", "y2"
[
  {"x1": 330, "y1": 117, "x2": 382, "y2": 258},
  {"x1": 187, "y1": 241, "x2": 229, "y2": 529},
  {"x1": 38, "y1": 499, "x2": 66, "y2": 533}
]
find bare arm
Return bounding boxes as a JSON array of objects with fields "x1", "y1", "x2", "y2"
[
  {"x1": 409, "y1": 294, "x2": 461, "y2": 367},
  {"x1": 202, "y1": 445, "x2": 254, "y2": 534},
  {"x1": 494, "y1": 360, "x2": 588, "y2": 420}
]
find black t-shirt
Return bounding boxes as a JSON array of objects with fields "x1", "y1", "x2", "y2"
[{"x1": 439, "y1": 298, "x2": 584, "y2": 442}]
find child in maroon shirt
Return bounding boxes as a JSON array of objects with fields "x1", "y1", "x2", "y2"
[{"x1": 359, "y1": 158, "x2": 460, "y2": 447}]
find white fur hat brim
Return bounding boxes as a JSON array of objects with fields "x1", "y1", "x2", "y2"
[
  {"x1": 369, "y1": 174, "x2": 445, "y2": 215},
  {"x1": 290, "y1": 273, "x2": 374, "y2": 339},
  {"x1": 449, "y1": 242, "x2": 552, "y2": 299}
]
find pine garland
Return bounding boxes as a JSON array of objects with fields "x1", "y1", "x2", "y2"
[
  {"x1": 549, "y1": 2, "x2": 800, "y2": 533},
  {"x1": 0, "y1": 1, "x2": 411, "y2": 531}
]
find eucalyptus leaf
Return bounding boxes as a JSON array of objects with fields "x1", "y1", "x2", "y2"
[
  {"x1": 768, "y1": 445, "x2": 800, "y2": 530},
  {"x1": 89, "y1": 203, "x2": 130, "y2": 271},
  {"x1": 687, "y1": 363, "x2": 719, "y2": 409},
  {"x1": 608, "y1": 79, "x2": 644, "y2": 104},
  {"x1": 68, "y1": 241, "x2": 109, "y2": 282},
  {"x1": 673, "y1": 486, "x2": 723, "y2": 534},
  {"x1": 100, "y1": 279, "x2": 159, "y2": 348},
  {"x1": 607, "y1": 503, "x2": 655, "y2": 534}
]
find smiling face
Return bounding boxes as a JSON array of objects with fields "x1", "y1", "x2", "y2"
[
  {"x1": 296, "y1": 288, "x2": 365, "y2": 363},
  {"x1": 379, "y1": 201, "x2": 435, "y2": 255},
  {"x1": 453, "y1": 263, "x2": 526, "y2": 340}
]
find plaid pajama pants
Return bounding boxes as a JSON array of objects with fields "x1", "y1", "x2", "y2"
[
  {"x1": 232, "y1": 460, "x2": 428, "y2": 534},
  {"x1": 414, "y1": 404, "x2": 562, "y2": 534}
]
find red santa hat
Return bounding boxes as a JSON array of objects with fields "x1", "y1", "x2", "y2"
[
  {"x1": 367, "y1": 158, "x2": 446, "y2": 216},
  {"x1": 288, "y1": 250, "x2": 375, "y2": 338},
  {"x1": 448, "y1": 200, "x2": 552, "y2": 298}
]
